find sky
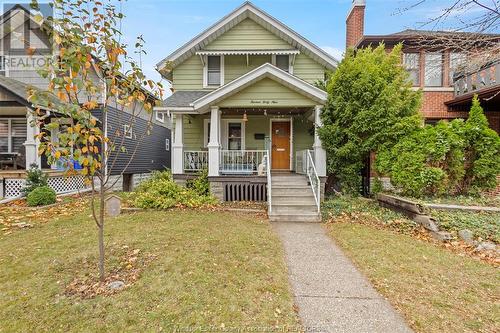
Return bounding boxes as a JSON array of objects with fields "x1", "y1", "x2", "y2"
[{"x1": 1, "y1": 0, "x2": 491, "y2": 88}]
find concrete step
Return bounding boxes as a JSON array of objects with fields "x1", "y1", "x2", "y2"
[
  {"x1": 271, "y1": 203, "x2": 318, "y2": 214},
  {"x1": 272, "y1": 180, "x2": 309, "y2": 186},
  {"x1": 272, "y1": 184, "x2": 311, "y2": 190},
  {"x1": 269, "y1": 212, "x2": 321, "y2": 223},
  {"x1": 272, "y1": 196, "x2": 316, "y2": 204}
]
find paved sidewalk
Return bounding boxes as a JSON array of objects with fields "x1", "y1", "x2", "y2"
[{"x1": 273, "y1": 222, "x2": 413, "y2": 333}]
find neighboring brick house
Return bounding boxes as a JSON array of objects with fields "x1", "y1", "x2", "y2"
[{"x1": 346, "y1": 0, "x2": 500, "y2": 133}]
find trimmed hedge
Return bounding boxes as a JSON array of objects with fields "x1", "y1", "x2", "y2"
[{"x1": 26, "y1": 186, "x2": 57, "y2": 207}]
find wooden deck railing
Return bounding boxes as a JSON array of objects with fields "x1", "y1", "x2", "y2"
[{"x1": 453, "y1": 60, "x2": 500, "y2": 97}]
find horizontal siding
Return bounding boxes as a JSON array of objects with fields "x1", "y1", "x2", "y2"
[
  {"x1": 183, "y1": 115, "x2": 204, "y2": 150},
  {"x1": 224, "y1": 55, "x2": 271, "y2": 83},
  {"x1": 205, "y1": 18, "x2": 293, "y2": 50},
  {"x1": 293, "y1": 54, "x2": 326, "y2": 84},
  {"x1": 219, "y1": 78, "x2": 317, "y2": 108},
  {"x1": 104, "y1": 107, "x2": 171, "y2": 175},
  {"x1": 293, "y1": 116, "x2": 314, "y2": 160},
  {"x1": 172, "y1": 56, "x2": 204, "y2": 91}
]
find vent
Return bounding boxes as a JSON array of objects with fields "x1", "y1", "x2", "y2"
[{"x1": 223, "y1": 183, "x2": 267, "y2": 202}]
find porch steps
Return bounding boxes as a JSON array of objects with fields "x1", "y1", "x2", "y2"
[{"x1": 269, "y1": 173, "x2": 321, "y2": 223}]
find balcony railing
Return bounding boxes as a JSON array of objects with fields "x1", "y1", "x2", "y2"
[
  {"x1": 454, "y1": 60, "x2": 500, "y2": 97},
  {"x1": 220, "y1": 150, "x2": 267, "y2": 174},
  {"x1": 184, "y1": 151, "x2": 208, "y2": 172}
]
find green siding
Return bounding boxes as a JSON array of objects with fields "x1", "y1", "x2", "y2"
[
  {"x1": 219, "y1": 78, "x2": 317, "y2": 108},
  {"x1": 180, "y1": 114, "x2": 314, "y2": 168},
  {"x1": 172, "y1": 56, "x2": 204, "y2": 91},
  {"x1": 293, "y1": 54, "x2": 326, "y2": 84},
  {"x1": 224, "y1": 55, "x2": 271, "y2": 83},
  {"x1": 205, "y1": 18, "x2": 293, "y2": 50}
]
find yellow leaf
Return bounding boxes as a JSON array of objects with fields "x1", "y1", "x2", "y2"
[{"x1": 54, "y1": 151, "x2": 61, "y2": 159}]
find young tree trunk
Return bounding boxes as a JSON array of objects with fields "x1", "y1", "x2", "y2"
[{"x1": 98, "y1": 177, "x2": 105, "y2": 282}]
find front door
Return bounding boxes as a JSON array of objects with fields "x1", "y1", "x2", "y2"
[{"x1": 271, "y1": 121, "x2": 291, "y2": 170}]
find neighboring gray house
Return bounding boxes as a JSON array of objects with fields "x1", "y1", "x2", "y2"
[{"x1": 0, "y1": 5, "x2": 171, "y2": 198}]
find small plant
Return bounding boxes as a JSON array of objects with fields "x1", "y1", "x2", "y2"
[
  {"x1": 23, "y1": 164, "x2": 48, "y2": 195},
  {"x1": 26, "y1": 186, "x2": 56, "y2": 207},
  {"x1": 133, "y1": 170, "x2": 217, "y2": 209},
  {"x1": 186, "y1": 169, "x2": 210, "y2": 196}
]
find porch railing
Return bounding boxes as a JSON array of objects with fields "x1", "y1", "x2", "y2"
[
  {"x1": 219, "y1": 150, "x2": 267, "y2": 174},
  {"x1": 297, "y1": 149, "x2": 320, "y2": 212},
  {"x1": 265, "y1": 150, "x2": 272, "y2": 214},
  {"x1": 184, "y1": 151, "x2": 208, "y2": 172},
  {"x1": 454, "y1": 60, "x2": 500, "y2": 97}
]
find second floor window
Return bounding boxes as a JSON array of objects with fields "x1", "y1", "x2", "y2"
[
  {"x1": 275, "y1": 55, "x2": 290, "y2": 72},
  {"x1": 403, "y1": 53, "x2": 420, "y2": 86},
  {"x1": 424, "y1": 53, "x2": 443, "y2": 87},
  {"x1": 449, "y1": 52, "x2": 466, "y2": 86},
  {"x1": 207, "y1": 56, "x2": 222, "y2": 86}
]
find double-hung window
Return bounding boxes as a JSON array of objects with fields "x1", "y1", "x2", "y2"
[
  {"x1": 227, "y1": 122, "x2": 242, "y2": 150},
  {"x1": 449, "y1": 52, "x2": 466, "y2": 86},
  {"x1": 206, "y1": 55, "x2": 222, "y2": 87},
  {"x1": 275, "y1": 55, "x2": 290, "y2": 72},
  {"x1": 0, "y1": 118, "x2": 26, "y2": 154},
  {"x1": 403, "y1": 53, "x2": 420, "y2": 86},
  {"x1": 424, "y1": 53, "x2": 443, "y2": 87}
]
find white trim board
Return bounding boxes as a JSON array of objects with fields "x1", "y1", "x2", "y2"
[{"x1": 156, "y1": 2, "x2": 338, "y2": 76}]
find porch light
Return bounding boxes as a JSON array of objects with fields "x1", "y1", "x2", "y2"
[{"x1": 243, "y1": 112, "x2": 248, "y2": 122}]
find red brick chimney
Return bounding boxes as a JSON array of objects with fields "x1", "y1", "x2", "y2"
[{"x1": 346, "y1": 0, "x2": 366, "y2": 48}]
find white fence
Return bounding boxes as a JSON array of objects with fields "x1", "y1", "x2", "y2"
[{"x1": 1, "y1": 175, "x2": 87, "y2": 198}]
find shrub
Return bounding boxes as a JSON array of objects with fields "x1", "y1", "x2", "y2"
[
  {"x1": 319, "y1": 44, "x2": 421, "y2": 194},
  {"x1": 26, "y1": 186, "x2": 56, "y2": 207},
  {"x1": 133, "y1": 170, "x2": 217, "y2": 209},
  {"x1": 23, "y1": 164, "x2": 48, "y2": 195},
  {"x1": 376, "y1": 96, "x2": 500, "y2": 197},
  {"x1": 186, "y1": 169, "x2": 210, "y2": 196}
]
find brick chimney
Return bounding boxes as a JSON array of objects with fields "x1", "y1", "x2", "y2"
[{"x1": 346, "y1": 0, "x2": 366, "y2": 48}]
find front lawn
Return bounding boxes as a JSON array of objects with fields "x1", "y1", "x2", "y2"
[
  {"x1": 0, "y1": 203, "x2": 298, "y2": 331},
  {"x1": 323, "y1": 197, "x2": 499, "y2": 333}
]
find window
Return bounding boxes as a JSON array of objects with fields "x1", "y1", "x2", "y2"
[
  {"x1": 0, "y1": 118, "x2": 26, "y2": 153},
  {"x1": 123, "y1": 124, "x2": 133, "y2": 139},
  {"x1": 227, "y1": 122, "x2": 242, "y2": 150},
  {"x1": 206, "y1": 56, "x2": 222, "y2": 86},
  {"x1": 403, "y1": 53, "x2": 420, "y2": 86},
  {"x1": 449, "y1": 52, "x2": 466, "y2": 85},
  {"x1": 275, "y1": 55, "x2": 290, "y2": 72},
  {"x1": 203, "y1": 119, "x2": 211, "y2": 148},
  {"x1": 0, "y1": 56, "x2": 6, "y2": 76},
  {"x1": 424, "y1": 53, "x2": 443, "y2": 87},
  {"x1": 165, "y1": 138, "x2": 170, "y2": 151},
  {"x1": 156, "y1": 111, "x2": 165, "y2": 123}
]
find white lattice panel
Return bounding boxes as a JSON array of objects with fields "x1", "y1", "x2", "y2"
[
  {"x1": 4, "y1": 179, "x2": 25, "y2": 198},
  {"x1": 2, "y1": 175, "x2": 87, "y2": 198}
]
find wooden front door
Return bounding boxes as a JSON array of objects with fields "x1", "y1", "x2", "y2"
[{"x1": 271, "y1": 121, "x2": 291, "y2": 170}]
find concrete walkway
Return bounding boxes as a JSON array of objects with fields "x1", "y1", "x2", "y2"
[{"x1": 273, "y1": 222, "x2": 413, "y2": 333}]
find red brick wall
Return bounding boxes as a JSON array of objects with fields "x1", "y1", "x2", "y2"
[
  {"x1": 346, "y1": 5, "x2": 365, "y2": 48},
  {"x1": 421, "y1": 91, "x2": 469, "y2": 119}
]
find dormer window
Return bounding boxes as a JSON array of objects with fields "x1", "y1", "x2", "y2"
[
  {"x1": 204, "y1": 55, "x2": 224, "y2": 87},
  {"x1": 275, "y1": 55, "x2": 290, "y2": 72}
]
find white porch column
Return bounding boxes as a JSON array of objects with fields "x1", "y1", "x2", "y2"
[
  {"x1": 24, "y1": 109, "x2": 41, "y2": 168},
  {"x1": 172, "y1": 114, "x2": 184, "y2": 174},
  {"x1": 207, "y1": 106, "x2": 220, "y2": 177},
  {"x1": 313, "y1": 105, "x2": 327, "y2": 177}
]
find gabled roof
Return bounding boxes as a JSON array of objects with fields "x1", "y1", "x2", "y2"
[
  {"x1": 157, "y1": 63, "x2": 327, "y2": 113},
  {"x1": 156, "y1": 1, "x2": 337, "y2": 78}
]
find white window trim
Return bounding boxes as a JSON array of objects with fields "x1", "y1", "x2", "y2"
[
  {"x1": 165, "y1": 138, "x2": 170, "y2": 151},
  {"x1": 223, "y1": 119, "x2": 245, "y2": 150},
  {"x1": 271, "y1": 54, "x2": 293, "y2": 74},
  {"x1": 203, "y1": 118, "x2": 210, "y2": 148},
  {"x1": 156, "y1": 111, "x2": 165, "y2": 123},
  {"x1": 203, "y1": 55, "x2": 224, "y2": 88},
  {"x1": 123, "y1": 124, "x2": 133, "y2": 139}
]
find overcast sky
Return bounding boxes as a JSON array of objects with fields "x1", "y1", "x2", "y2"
[{"x1": 1, "y1": 0, "x2": 493, "y2": 89}]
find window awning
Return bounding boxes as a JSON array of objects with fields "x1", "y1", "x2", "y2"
[{"x1": 195, "y1": 50, "x2": 300, "y2": 56}]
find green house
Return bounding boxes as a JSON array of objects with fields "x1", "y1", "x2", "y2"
[{"x1": 155, "y1": 2, "x2": 337, "y2": 220}]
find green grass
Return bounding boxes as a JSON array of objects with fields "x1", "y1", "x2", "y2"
[
  {"x1": 326, "y1": 222, "x2": 500, "y2": 333},
  {"x1": 0, "y1": 208, "x2": 298, "y2": 332}
]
